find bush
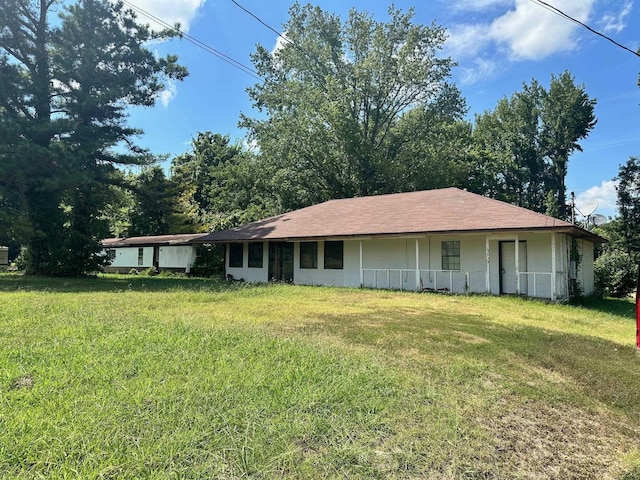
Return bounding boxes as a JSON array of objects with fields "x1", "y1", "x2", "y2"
[
  {"x1": 190, "y1": 244, "x2": 224, "y2": 277},
  {"x1": 594, "y1": 249, "x2": 637, "y2": 298}
]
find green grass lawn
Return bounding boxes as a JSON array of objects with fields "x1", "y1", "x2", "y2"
[{"x1": 1, "y1": 273, "x2": 639, "y2": 479}]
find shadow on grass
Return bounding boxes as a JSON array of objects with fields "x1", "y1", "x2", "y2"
[
  {"x1": 576, "y1": 295, "x2": 636, "y2": 319},
  {"x1": 0, "y1": 273, "x2": 252, "y2": 293}
]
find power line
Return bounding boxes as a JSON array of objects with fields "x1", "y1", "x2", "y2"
[
  {"x1": 121, "y1": 0, "x2": 262, "y2": 79},
  {"x1": 229, "y1": 0, "x2": 328, "y2": 90},
  {"x1": 230, "y1": 0, "x2": 292, "y2": 46},
  {"x1": 528, "y1": 0, "x2": 640, "y2": 58}
]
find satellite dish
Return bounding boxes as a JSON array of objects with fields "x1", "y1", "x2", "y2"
[
  {"x1": 578, "y1": 199, "x2": 599, "y2": 217},
  {"x1": 592, "y1": 214, "x2": 608, "y2": 226}
]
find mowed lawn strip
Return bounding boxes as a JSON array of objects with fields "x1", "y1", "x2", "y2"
[{"x1": 0, "y1": 274, "x2": 638, "y2": 479}]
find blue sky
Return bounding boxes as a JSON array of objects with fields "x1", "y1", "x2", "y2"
[{"x1": 122, "y1": 0, "x2": 640, "y2": 218}]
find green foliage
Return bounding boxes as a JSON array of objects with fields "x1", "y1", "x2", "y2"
[
  {"x1": 127, "y1": 166, "x2": 196, "y2": 236},
  {"x1": 240, "y1": 3, "x2": 469, "y2": 209},
  {"x1": 171, "y1": 132, "x2": 279, "y2": 230},
  {"x1": 101, "y1": 181, "x2": 136, "y2": 238},
  {"x1": 594, "y1": 248, "x2": 637, "y2": 298},
  {"x1": 0, "y1": 0, "x2": 187, "y2": 276},
  {"x1": 470, "y1": 72, "x2": 596, "y2": 217},
  {"x1": 616, "y1": 157, "x2": 640, "y2": 255},
  {"x1": 540, "y1": 71, "x2": 597, "y2": 217},
  {"x1": 590, "y1": 158, "x2": 640, "y2": 298},
  {"x1": 190, "y1": 244, "x2": 226, "y2": 277}
]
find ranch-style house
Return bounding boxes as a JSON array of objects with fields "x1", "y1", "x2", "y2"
[{"x1": 197, "y1": 188, "x2": 604, "y2": 300}]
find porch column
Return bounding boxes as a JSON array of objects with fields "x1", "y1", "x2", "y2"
[
  {"x1": 515, "y1": 233, "x2": 520, "y2": 295},
  {"x1": 415, "y1": 238, "x2": 420, "y2": 291},
  {"x1": 359, "y1": 240, "x2": 363, "y2": 287},
  {"x1": 485, "y1": 236, "x2": 491, "y2": 293},
  {"x1": 551, "y1": 234, "x2": 556, "y2": 300}
]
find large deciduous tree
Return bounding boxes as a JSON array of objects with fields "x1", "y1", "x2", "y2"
[
  {"x1": 0, "y1": 0, "x2": 186, "y2": 275},
  {"x1": 470, "y1": 72, "x2": 596, "y2": 217},
  {"x1": 540, "y1": 72, "x2": 597, "y2": 217},
  {"x1": 470, "y1": 81, "x2": 546, "y2": 211},
  {"x1": 240, "y1": 3, "x2": 469, "y2": 209}
]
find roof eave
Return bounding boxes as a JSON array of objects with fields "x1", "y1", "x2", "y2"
[{"x1": 196, "y1": 225, "x2": 607, "y2": 244}]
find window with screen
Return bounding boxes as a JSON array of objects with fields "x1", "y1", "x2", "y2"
[
  {"x1": 137, "y1": 247, "x2": 144, "y2": 266},
  {"x1": 248, "y1": 243, "x2": 263, "y2": 268},
  {"x1": 300, "y1": 242, "x2": 318, "y2": 269},
  {"x1": 324, "y1": 241, "x2": 343, "y2": 269},
  {"x1": 442, "y1": 241, "x2": 460, "y2": 270},
  {"x1": 229, "y1": 243, "x2": 243, "y2": 268}
]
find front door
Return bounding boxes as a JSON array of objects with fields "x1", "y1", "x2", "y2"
[
  {"x1": 500, "y1": 241, "x2": 527, "y2": 294},
  {"x1": 268, "y1": 242, "x2": 294, "y2": 282}
]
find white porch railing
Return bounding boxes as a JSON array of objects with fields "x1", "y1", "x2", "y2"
[
  {"x1": 361, "y1": 269, "x2": 416, "y2": 291},
  {"x1": 517, "y1": 272, "x2": 552, "y2": 299},
  {"x1": 362, "y1": 268, "x2": 560, "y2": 300},
  {"x1": 361, "y1": 269, "x2": 487, "y2": 294}
]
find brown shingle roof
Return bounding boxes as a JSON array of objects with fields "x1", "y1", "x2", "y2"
[
  {"x1": 198, "y1": 188, "x2": 604, "y2": 243},
  {"x1": 101, "y1": 233, "x2": 208, "y2": 247}
]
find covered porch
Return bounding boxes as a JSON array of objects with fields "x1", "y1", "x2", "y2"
[{"x1": 357, "y1": 233, "x2": 569, "y2": 300}]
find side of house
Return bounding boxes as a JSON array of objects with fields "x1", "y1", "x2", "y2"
[{"x1": 101, "y1": 234, "x2": 208, "y2": 274}]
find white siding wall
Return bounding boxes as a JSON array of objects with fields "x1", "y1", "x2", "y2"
[
  {"x1": 343, "y1": 240, "x2": 361, "y2": 287},
  {"x1": 107, "y1": 245, "x2": 197, "y2": 271},
  {"x1": 576, "y1": 239, "x2": 595, "y2": 295},
  {"x1": 109, "y1": 246, "x2": 152, "y2": 269},
  {"x1": 159, "y1": 246, "x2": 198, "y2": 272}
]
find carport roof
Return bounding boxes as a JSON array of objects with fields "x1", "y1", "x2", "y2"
[{"x1": 102, "y1": 233, "x2": 208, "y2": 247}]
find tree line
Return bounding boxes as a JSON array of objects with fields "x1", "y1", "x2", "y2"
[{"x1": 2, "y1": 1, "x2": 637, "y2": 285}]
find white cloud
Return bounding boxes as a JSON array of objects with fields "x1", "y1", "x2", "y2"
[
  {"x1": 575, "y1": 180, "x2": 618, "y2": 217},
  {"x1": 120, "y1": 0, "x2": 206, "y2": 33},
  {"x1": 158, "y1": 80, "x2": 177, "y2": 107},
  {"x1": 447, "y1": 0, "x2": 597, "y2": 82},
  {"x1": 446, "y1": 24, "x2": 492, "y2": 60},
  {"x1": 489, "y1": 0, "x2": 595, "y2": 61},
  {"x1": 599, "y1": 1, "x2": 633, "y2": 34},
  {"x1": 458, "y1": 57, "x2": 501, "y2": 85}
]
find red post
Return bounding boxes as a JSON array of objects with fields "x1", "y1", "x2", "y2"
[{"x1": 637, "y1": 264, "x2": 640, "y2": 350}]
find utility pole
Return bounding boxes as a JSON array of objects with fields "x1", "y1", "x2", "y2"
[{"x1": 570, "y1": 191, "x2": 576, "y2": 224}]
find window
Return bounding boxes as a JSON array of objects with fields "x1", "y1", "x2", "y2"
[
  {"x1": 324, "y1": 241, "x2": 343, "y2": 269},
  {"x1": 106, "y1": 249, "x2": 116, "y2": 261},
  {"x1": 137, "y1": 247, "x2": 144, "y2": 266},
  {"x1": 248, "y1": 243, "x2": 263, "y2": 268},
  {"x1": 300, "y1": 242, "x2": 318, "y2": 269},
  {"x1": 442, "y1": 241, "x2": 460, "y2": 270},
  {"x1": 229, "y1": 243, "x2": 243, "y2": 268}
]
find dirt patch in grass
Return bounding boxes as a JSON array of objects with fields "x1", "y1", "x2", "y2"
[
  {"x1": 485, "y1": 400, "x2": 640, "y2": 479},
  {"x1": 10, "y1": 375, "x2": 34, "y2": 390}
]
